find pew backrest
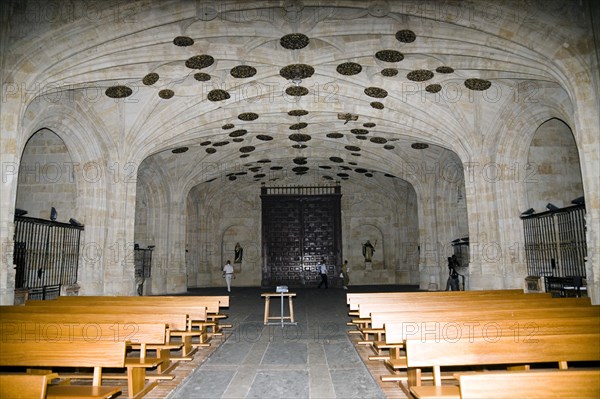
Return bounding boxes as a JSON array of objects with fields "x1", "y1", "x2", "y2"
[
  {"x1": 372, "y1": 305, "x2": 600, "y2": 331},
  {"x1": 356, "y1": 295, "x2": 587, "y2": 318},
  {"x1": 1, "y1": 321, "x2": 167, "y2": 344},
  {"x1": 0, "y1": 340, "x2": 127, "y2": 368},
  {"x1": 0, "y1": 311, "x2": 188, "y2": 331},
  {"x1": 347, "y1": 289, "x2": 525, "y2": 308},
  {"x1": 456, "y1": 369, "x2": 600, "y2": 399},
  {"x1": 384, "y1": 316, "x2": 600, "y2": 344},
  {"x1": 405, "y1": 333, "x2": 600, "y2": 369}
]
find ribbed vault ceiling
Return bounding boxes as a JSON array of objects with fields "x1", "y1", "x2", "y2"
[{"x1": 8, "y1": 0, "x2": 586, "y2": 191}]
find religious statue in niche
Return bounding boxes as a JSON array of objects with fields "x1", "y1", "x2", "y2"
[
  {"x1": 362, "y1": 240, "x2": 376, "y2": 263},
  {"x1": 234, "y1": 242, "x2": 243, "y2": 264}
]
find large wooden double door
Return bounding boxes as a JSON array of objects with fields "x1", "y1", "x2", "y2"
[{"x1": 261, "y1": 190, "x2": 342, "y2": 287}]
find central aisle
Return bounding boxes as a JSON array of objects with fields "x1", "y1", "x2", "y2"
[{"x1": 167, "y1": 286, "x2": 389, "y2": 399}]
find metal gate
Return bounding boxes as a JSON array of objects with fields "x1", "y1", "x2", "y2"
[
  {"x1": 522, "y1": 204, "x2": 586, "y2": 278},
  {"x1": 13, "y1": 216, "x2": 83, "y2": 299}
]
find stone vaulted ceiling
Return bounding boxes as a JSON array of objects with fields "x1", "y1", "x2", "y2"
[{"x1": 5, "y1": 0, "x2": 592, "y2": 193}]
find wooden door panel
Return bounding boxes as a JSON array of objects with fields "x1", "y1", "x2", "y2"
[{"x1": 261, "y1": 193, "x2": 341, "y2": 287}]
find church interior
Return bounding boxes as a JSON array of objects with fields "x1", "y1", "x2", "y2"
[{"x1": 1, "y1": 1, "x2": 599, "y2": 397}]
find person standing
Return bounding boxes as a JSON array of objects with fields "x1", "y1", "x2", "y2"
[
  {"x1": 317, "y1": 259, "x2": 328, "y2": 288},
  {"x1": 223, "y1": 260, "x2": 234, "y2": 292},
  {"x1": 341, "y1": 260, "x2": 350, "y2": 290},
  {"x1": 362, "y1": 240, "x2": 375, "y2": 262}
]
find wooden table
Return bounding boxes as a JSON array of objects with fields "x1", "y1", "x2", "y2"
[{"x1": 261, "y1": 292, "x2": 297, "y2": 326}]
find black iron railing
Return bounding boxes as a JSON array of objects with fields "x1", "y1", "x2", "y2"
[
  {"x1": 13, "y1": 216, "x2": 83, "y2": 293},
  {"x1": 261, "y1": 183, "x2": 341, "y2": 196},
  {"x1": 522, "y1": 204, "x2": 586, "y2": 278}
]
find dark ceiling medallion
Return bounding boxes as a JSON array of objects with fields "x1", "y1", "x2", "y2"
[
  {"x1": 337, "y1": 173, "x2": 349, "y2": 178},
  {"x1": 436, "y1": 66, "x2": 454, "y2": 74},
  {"x1": 285, "y1": 86, "x2": 309, "y2": 96},
  {"x1": 222, "y1": 123, "x2": 235, "y2": 130},
  {"x1": 355, "y1": 135, "x2": 367, "y2": 140},
  {"x1": 370, "y1": 137, "x2": 388, "y2": 144},
  {"x1": 171, "y1": 147, "x2": 188, "y2": 154},
  {"x1": 240, "y1": 154, "x2": 250, "y2": 158},
  {"x1": 238, "y1": 112, "x2": 259, "y2": 121},
  {"x1": 355, "y1": 168, "x2": 368, "y2": 173},
  {"x1": 158, "y1": 89, "x2": 174, "y2": 99},
  {"x1": 351, "y1": 153, "x2": 361, "y2": 156},
  {"x1": 207, "y1": 89, "x2": 230, "y2": 101},
  {"x1": 327, "y1": 132, "x2": 344, "y2": 139},
  {"x1": 232, "y1": 138, "x2": 244, "y2": 142},
  {"x1": 253, "y1": 173, "x2": 265, "y2": 178},
  {"x1": 200, "y1": 141, "x2": 211, "y2": 146},
  {"x1": 293, "y1": 157, "x2": 307, "y2": 165},
  {"x1": 363, "y1": 122, "x2": 376, "y2": 128},
  {"x1": 351, "y1": 128, "x2": 369, "y2": 135},
  {"x1": 228, "y1": 175, "x2": 237, "y2": 181},
  {"x1": 256, "y1": 135, "x2": 273, "y2": 141},
  {"x1": 258, "y1": 159, "x2": 271, "y2": 163},
  {"x1": 239, "y1": 146, "x2": 256, "y2": 153},
  {"x1": 323, "y1": 175, "x2": 333, "y2": 180},
  {"x1": 407, "y1": 69, "x2": 434, "y2": 81},
  {"x1": 271, "y1": 166, "x2": 283, "y2": 170},
  {"x1": 381, "y1": 68, "x2": 398, "y2": 77},
  {"x1": 364, "y1": 87, "x2": 388, "y2": 98},
  {"x1": 105, "y1": 85, "x2": 132, "y2": 98},
  {"x1": 375, "y1": 50, "x2": 404, "y2": 62},
  {"x1": 185, "y1": 54, "x2": 215, "y2": 69},
  {"x1": 288, "y1": 109, "x2": 309, "y2": 116},
  {"x1": 464, "y1": 78, "x2": 492, "y2": 91},
  {"x1": 289, "y1": 122, "x2": 308, "y2": 130},
  {"x1": 340, "y1": 165, "x2": 352, "y2": 171},
  {"x1": 173, "y1": 36, "x2": 194, "y2": 46},
  {"x1": 383, "y1": 144, "x2": 395, "y2": 150},
  {"x1": 411, "y1": 142, "x2": 429, "y2": 149},
  {"x1": 229, "y1": 129, "x2": 247, "y2": 137},
  {"x1": 142, "y1": 73, "x2": 159, "y2": 86},
  {"x1": 385, "y1": 173, "x2": 396, "y2": 177},
  {"x1": 194, "y1": 72, "x2": 211, "y2": 81},
  {"x1": 280, "y1": 64, "x2": 315, "y2": 80},
  {"x1": 426, "y1": 84, "x2": 442, "y2": 93},
  {"x1": 345, "y1": 145, "x2": 361, "y2": 152},
  {"x1": 231, "y1": 65, "x2": 257, "y2": 78},
  {"x1": 212, "y1": 141, "x2": 229, "y2": 147},
  {"x1": 249, "y1": 166, "x2": 261, "y2": 172},
  {"x1": 206, "y1": 147, "x2": 217, "y2": 154},
  {"x1": 319, "y1": 165, "x2": 331, "y2": 169},
  {"x1": 365, "y1": 173, "x2": 373, "y2": 177},
  {"x1": 292, "y1": 166, "x2": 309, "y2": 173},
  {"x1": 336, "y1": 62, "x2": 362, "y2": 75},
  {"x1": 289, "y1": 133, "x2": 311, "y2": 142},
  {"x1": 329, "y1": 156, "x2": 344, "y2": 163},
  {"x1": 280, "y1": 33, "x2": 310, "y2": 49},
  {"x1": 396, "y1": 29, "x2": 416, "y2": 43},
  {"x1": 370, "y1": 101, "x2": 384, "y2": 109},
  {"x1": 292, "y1": 144, "x2": 307, "y2": 149}
]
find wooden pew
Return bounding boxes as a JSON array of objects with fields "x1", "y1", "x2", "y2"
[
  {"x1": 2, "y1": 304, "x2": 209, "y2": 355},
  {"x1": 377, "y1": 309, "x2": 600, "y2": 382},
  {"x1": 406, "y1": 333, "x2": 600, "y2": 398},
  {"x1": 0, "y1": 373, "x2": 58, "y2": 399},
  {"x1": 357, "y1": 297, "x2": 592, "y2": 346},
  {"x1": 456, "y1": 369, "x2": 600, "y2": 399},
  {"x1": 47, "y1": 295, "x2": 231, "y2": 330},
  {"x1": 0, "y1": 321, "x2": 169, "y2": 397},
  {"x1": 0, "y1": 341, "x2": 126, "y2": 399}
]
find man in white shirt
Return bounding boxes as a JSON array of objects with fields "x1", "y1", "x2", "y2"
[
  {"x1": 317, "y1": 259, "x2": 328, "y2": 289},
  {"x1": 222, "y1": 260, "x2": 234, "y2": 292}
]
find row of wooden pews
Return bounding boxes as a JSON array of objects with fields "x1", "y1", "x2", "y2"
[
  {"x1": 346, "y1": 289, "x2": 600, "y2": 399},
  {"x1": 0, "y1": 295, "x2": 230, "y2": 399}
]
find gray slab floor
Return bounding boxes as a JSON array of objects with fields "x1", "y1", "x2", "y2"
[{"x1": 167, "y1": 285, "x2": 417, "y2": 399}]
